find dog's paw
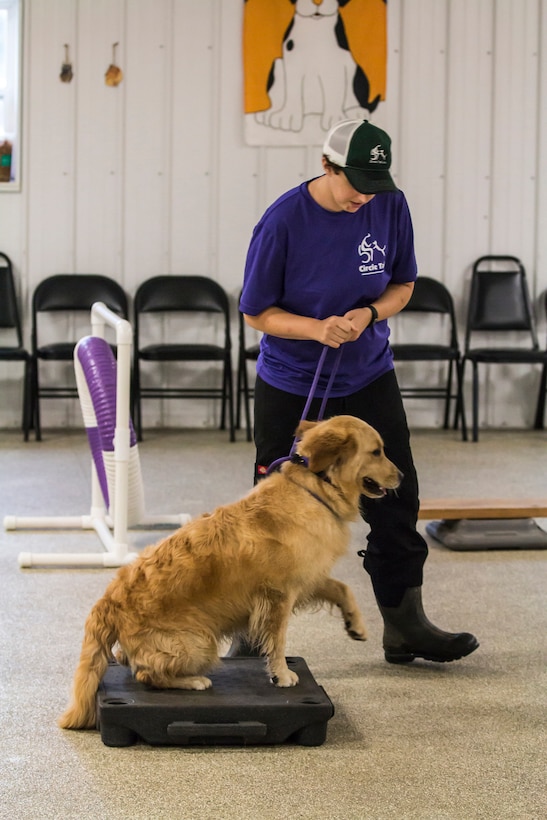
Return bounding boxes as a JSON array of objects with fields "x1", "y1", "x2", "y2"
[
  {"x1": 345, "y1": 617, "x2": 368, "y2": 642},
  {"x1": 113, "y1": 645, "x2": 129, "y2": 665},
  {"x1": 175, "y1": 676, "x2": 213, "y2": 691},
  {"x1": 271, "y1": 669, "x2": 299, "y2": 687}
]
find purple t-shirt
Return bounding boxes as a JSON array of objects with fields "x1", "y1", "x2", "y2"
[{"x1": 240, "y1": 181, "x2": 417, "y2": 398}]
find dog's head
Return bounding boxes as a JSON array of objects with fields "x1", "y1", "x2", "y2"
[{"x1": 294, "y1": 415, "x2": 402, "y2": 499}]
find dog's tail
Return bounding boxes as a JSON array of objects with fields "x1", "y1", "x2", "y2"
[{"x1": 58, "y1": 597, "x2": 118, "y2": 730}]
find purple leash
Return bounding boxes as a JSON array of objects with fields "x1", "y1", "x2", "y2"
[{"x1": 266, "y1": 345, "x2": 344, "y2": 475}]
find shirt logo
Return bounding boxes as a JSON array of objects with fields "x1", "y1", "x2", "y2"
[{"x1": 358, "y1": 233, "x2": 386, "y2": 275}]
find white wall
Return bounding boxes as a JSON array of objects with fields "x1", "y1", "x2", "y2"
[{"x1": 1, "y1": 0, "x2": 546, "y2": 432}]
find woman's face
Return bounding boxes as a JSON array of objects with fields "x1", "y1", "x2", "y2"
[{"x1": 322, "y1": 160, "x2": 376, "y2": 213}]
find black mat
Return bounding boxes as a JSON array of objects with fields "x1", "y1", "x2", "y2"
[{"x1": 96, "y1": 656, "x2": 334, "y2": 747}]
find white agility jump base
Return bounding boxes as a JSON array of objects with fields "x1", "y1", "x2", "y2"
[{"x1": 4, "y1": 302, "x2": 191, "y2": 568}]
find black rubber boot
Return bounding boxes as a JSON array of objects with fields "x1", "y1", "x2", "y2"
[
  {"x1": 378, "y1": 587, "x2": 479, "y2": 664},
  {"x1": 224, "y1": 635, "x2": 262, "y2": 658}
]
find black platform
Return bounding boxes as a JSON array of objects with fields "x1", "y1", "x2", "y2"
[
  {"x1": 426, "y1": 517, "x2": 547, "y2": 550},
  {"x1": 96, "y1": 657, "x2": 334, "y2": 748}
]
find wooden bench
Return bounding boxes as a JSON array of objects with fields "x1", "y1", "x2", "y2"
[{"x1": 418, "y1": 498, "x2": 547, "y2": 520}]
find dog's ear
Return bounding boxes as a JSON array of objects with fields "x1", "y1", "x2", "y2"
[
  {"x1": 300, "y1": 426, "x2": 358, "y2": 474},
  {"x1": 295, "y1": 419, "x2": 317, "y2": 438}
]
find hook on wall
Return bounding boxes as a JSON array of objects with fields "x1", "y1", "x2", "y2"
[
  {"x1": 105, "y1": 42, "x2": 123, "y2": 87},
  {"x1": 60, "y1": 44, "x2": 73, "y2": 83}
]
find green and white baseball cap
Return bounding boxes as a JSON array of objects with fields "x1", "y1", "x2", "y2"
[{"x1": 323, "y1": 119, "x2": 398, "y2": 194}]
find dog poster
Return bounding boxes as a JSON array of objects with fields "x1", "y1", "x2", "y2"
[{"x1": 243, "y1": 0, "x2": 387, "y2": 146}]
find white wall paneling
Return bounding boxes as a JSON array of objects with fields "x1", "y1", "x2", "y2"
[
  {"x1": 25, "y1": 0, "x2": 78, "y2": 279},
  {"x1": 397, "y1": 0, "x2": 449, "y2": 280},
  {"x1": 215, "y1": 0, "x2": 261, "y2": 295},
  {"x1": 1, "y1": 0, "x2": 546, "y2": 433},
  {"x1": 478, "y1": 0, "x2": 541, "y2": 429},
  {"x1": 537, "y1": 0, "x2": 547, "y2": 351},
  {"x1": 123, "y1": 0, "x2": 174, "y2": 279},
  {"x1": 443, "y1": 0, "x2": 494, "y2": 297},
  {"x1": 169, "y1": 0, "x2": 216, "y2": 276}
]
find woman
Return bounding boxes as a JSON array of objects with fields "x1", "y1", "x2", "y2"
[{"x1": 239, "y1": 119, "x2": 478, "y2": 665}]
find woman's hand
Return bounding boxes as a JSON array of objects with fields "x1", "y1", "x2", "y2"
[
  {"x1": 343, "y1": 308, "x2": 372, "y2": 342},
  {"x1": 317, "y1": 315, "x2": 360, "y2": 348},
  {"x1": 244, "y1": 307, "x2": 359, "y2": 347}
]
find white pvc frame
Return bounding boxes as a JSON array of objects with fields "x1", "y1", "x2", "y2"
[{"x1": 4, "y1": 302, "x2": 191, "y2": 568}]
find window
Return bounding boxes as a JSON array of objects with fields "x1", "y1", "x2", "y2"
[{"x1": 0, "y1": 0, "x2": 22, "y2": 189}]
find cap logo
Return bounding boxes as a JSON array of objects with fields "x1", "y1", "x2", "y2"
[{"x1": 369, "y1": 144, "x2": 387, "y2": 164}]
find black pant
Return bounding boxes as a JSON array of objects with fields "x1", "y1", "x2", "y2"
[{"x1": 253, "y1": 369, "x2": 428, "y2": 606}]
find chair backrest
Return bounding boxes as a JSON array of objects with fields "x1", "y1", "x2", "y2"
[
  {"x1": 135, "y1": 275, "x2": 228, "y2": 314},
  {"x1": 465, "y1": 256, "x2": 538, "y2": 349},
  {"x1": 394, "y1": 276, "x2": 458, "y2": 348},
  {"x1": 32, "y1": 274, "x2": 128, "y2": 315},
  {"x1": 404, "y1": 277, "x2": 454, "y2": 315},
  {"x1": 32, "y1": 274, "x2": 128, "y2": 349},
  {"x1": 0, "y1": 252, "x2": 24, "y2": 347},
  {"x1": 134, "y1": 275, "x2": 231, "y2": 344}
]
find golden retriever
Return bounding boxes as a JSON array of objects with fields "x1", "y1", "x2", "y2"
[{"x1": 59, "y1": 415, "x2": 401, "y2": 730}]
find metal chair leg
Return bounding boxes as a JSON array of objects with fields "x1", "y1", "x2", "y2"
[
  {"x1": 533, "y1": 365, "x2": 546, "y2": 429},
  {"x1": 472, "y1": 362, "x2": 479, "y2": 442}
]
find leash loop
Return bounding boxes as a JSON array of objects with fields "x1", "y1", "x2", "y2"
[{"x1": 267, "y1": 345, "x2": 344, "y2": 474}]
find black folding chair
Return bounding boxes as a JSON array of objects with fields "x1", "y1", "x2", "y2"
[
  {"x1": 133, "y1": 275, "x2": 234, "y2": 441},
  {"x1": 30, "y1": 274, "x2": 128, "y2": 440},
  {"x1": 391, "y1": 276, "x2": 466, "y2": 435},
  {"x1": 534, "y1": 292, "x2": 547, "y2": 429},
  {"x1": 462, "y1": 256, "x2": 547, "y2": 441},
  {"x1": 0, "y1": 252, "x2": 31, "y2": 439},
  {"x1": 236, "y1": 304, "x2": 260, "y2": 442}
]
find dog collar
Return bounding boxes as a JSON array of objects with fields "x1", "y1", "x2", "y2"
[
  {"x1": 288, "y1": 453, "x2": 341, "y2": 519},
  {"x1": 290, "y1": 453, "x2": 333, "y2": 486}
]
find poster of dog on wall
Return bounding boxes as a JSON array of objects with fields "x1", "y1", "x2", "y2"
[{"x1": 243, "y1": 0, "x2": 387, "y2": 146}]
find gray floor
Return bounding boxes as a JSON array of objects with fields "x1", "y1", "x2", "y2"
[{"x1": 1, "y1": 426, "x2": 546, "y2": 820}]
